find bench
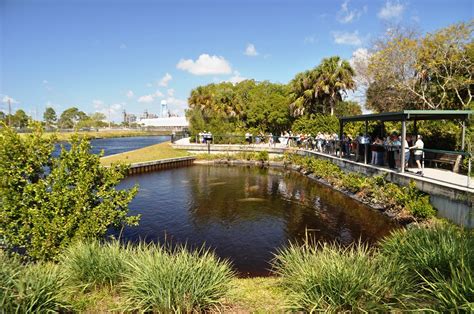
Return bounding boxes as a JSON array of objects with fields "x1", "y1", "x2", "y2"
[{"x1": 424, "y1": 152, "x2": 462, "y2": 173}]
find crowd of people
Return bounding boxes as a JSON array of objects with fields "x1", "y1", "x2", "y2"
[{"x1": 195, "y1": 131, "x2": 425, "y2": 173}]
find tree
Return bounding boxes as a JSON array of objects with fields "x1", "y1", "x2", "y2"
[
  {"x1": 43, "y1": 107, "x2": 57, "y2": 128},
  {"x1": 11, "y1": 109, "x2": 30, "y2": 128},
  {"x1": 335, "y1": 100, "x2": 362, "y2": 117},
  {"x1": 315, "y1": 56, "x2": 356, "y2": 116},
  {"x1": 289, "y1": 56, "x2": 356, "y2": 116},
  {"x1": 0, "y1": 124, "x2": 139, "y2": 260},
  {"x1": 58, "y1": 107, "x2": 88, "y2": 129},
  {"x1": 366, "y1": 22, "x2": 473, "y2": 112}
]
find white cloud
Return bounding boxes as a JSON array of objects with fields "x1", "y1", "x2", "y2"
[
  {"x1": 165, "y1": 97, "x2": 187, "y2": 110},
  {"x1": 244, "y1": 43, "x2": 259, "y2": 56},
  {"x1": 92, "y1": 99, "x2": 104, "y2": 109},
  {"x1": 120, "y1": 43, "x2": 127, "y2": 49},
  {"x1": 378, "y1": 1, "x2": 404, "y2": 20},
  {"x1": 137, "y1": 95, "x2": 155, "y2": 103},
  {"x1": 154, "y1": 90, "x2": 164, "y2": 98},
  {"x1": 126, "y1": 90, "x2": 134, "y2": 98},
  {"x1": 158, "y1": 73, "x2": 172, "y2": 87},
  {"x1": 304, "y1": 36, "x2": 316, "y2": 44},
  {"x1": 167, "y1": 89, "x2": 175, "y2": 97},
  {"x1": 42, "y1": 79, "x2": 52, "y2": 91},
  {"x1": 337, "y1": 0, "x2": 366, "y2": 24},
  {"x1": 227, "y1": 71, "x2": 247, "y2": 84},
  {"x1": 2, "y1": 95, "x2": 19, "y2": 104},
  {"x1": 176, "y1": 54, "x2": 232, "y2": 75},
  {"x1": 333, "y1": 31, "x2": 363, "y2": 46}
]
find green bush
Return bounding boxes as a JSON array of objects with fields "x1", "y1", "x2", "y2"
[
  {"x1": 1, "y1": 251, "x2": 67, "y2": 312},
  {"x1": 62, "y1": 240, "x2": 130, "y2": 289},
  {"x1": 0, "y1": 124, "x2": 139, "y2": 260},
  {"x1": 0, "y1": 250, "x2": 20, "y2": 310},
  {"x1": 419, "y1": 259, "x2": 474, "y2": 312},
  {"x1": 379, "y1": 224, "x2": 473, "y2": 282},
  {"x1": 272, "y1": 242, "x2": 411, "y2": 312},
  {"x1": 122, "y1": 244, "x2": 235, "y2": 312},
  {"x1": 255, "y1": 150, "x2": 269, "y2": 162},
  {"x1": 284, "y1": 153, "x2": 436, "y2": 219}
]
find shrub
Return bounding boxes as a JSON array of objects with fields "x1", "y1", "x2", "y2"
[
  {"x1": 0, "y1": 250, "x2": 21, "y2": 310},
  {"x1": 419, "y1": 259, "x2": 474, "y2": 312},
  {"x1": 1, "y1": 252, "x2": 67, "y2": 312},
  {"x1": 379, "y1": 224, "x2": 473, "y2": 282},
  {"x1": 272, "y1": 242, "x2": 411, "y2": 312},
  {"x1": 255, "y1": 150, "x2": 269, "y2": 162},
  {"x1": 122, "y1": 244, "x2": 235, "y2": 312},
  {"x1": 284, "y1": 154, "x2": 436, "y2": 219},
  {"x1": 0, "y1": 124, "x2": 139, "y2": 260},
  {"x1": 62, "y1": 240, "x2": 130, "y2": 289}
]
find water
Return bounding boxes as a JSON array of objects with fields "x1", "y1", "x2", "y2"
[
  {"x1": 112, "y1": 165, "x2": 398, "y2": 277},
  {"x1": 55, "y1": 135, "x2": 170, "y2": 156}
]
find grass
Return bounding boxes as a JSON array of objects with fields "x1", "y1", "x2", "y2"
[
  {"x1": 1, "y1": 223, "x2": 471, "y2": 312},
  {"x1": 61, "y1": 240, "x2": 130, "y2": 290},
  {"x1": 121, "y1": 243, "x2": 234, "y2": 312},
  {"x1": 224, "y1": 277, "x2": 287, "y2": 312},
  {"x1": 272, "y1": 241, "x2": 411, "y2": 312},
  {"x1": 0, "y1": 251, "x2": 68, "y2": 312},
  {"x1": 100, "y1": 141, "x2": 190, "y2": 166}
]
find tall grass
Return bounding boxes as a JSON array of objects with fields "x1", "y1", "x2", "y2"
[
  {"x1": 122, "y1": 243, "x2": 235, "y2": 312},
  {"x1": 379, "y1": 223, "x2": 474, "y2": 311},
  {"x1": 0, "y1": 250, "x2": 20, "y2": 311},
  {"x1": 1, "y1": 251, "x2": 67, "y2": 313},
  {"x1": 61, "y1": 240, "x2": 130, "y2": 289},
  {"x1": 272, "y1": 242, "x2": 411, "y2": 312},
  {"x1": 379, "y1": 223, "x2": 473, "y2": 281}
]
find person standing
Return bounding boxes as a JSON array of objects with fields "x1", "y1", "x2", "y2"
[{"x1": 410, "y1": 135, "x2": 424, "y2": 175}]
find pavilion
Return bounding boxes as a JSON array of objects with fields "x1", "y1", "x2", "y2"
[{"x1": 339, "y1": 110, "x2": 473, "y2": 175}]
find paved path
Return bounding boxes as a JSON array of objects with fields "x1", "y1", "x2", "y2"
[{"x1": 174, "y1": 137, "x2": 473, "y2": 190}]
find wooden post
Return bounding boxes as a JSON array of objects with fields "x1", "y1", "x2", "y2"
[{"x1": 339, "y1": 120, "x2": 343, "y2": 159}]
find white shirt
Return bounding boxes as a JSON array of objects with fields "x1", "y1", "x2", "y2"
[{"x1": 414, "y1": 139, "x2": 424, "y2": 155}]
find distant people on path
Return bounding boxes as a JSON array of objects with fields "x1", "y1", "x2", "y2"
[
  {"x1": 245, "y1": 132, "x2": 252, "y2": 145},
  {"x1": 410, "y1": 135, "x2": 424, "y2": 175}
]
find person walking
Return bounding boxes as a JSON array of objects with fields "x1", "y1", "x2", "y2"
[{"x1": 410, "y1": 135, "x2": 424, "y2": 175}]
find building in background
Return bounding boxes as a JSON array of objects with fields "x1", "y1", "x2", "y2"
[{"x1": 137, "y1": 101, "x2": 188, "y2": 131}]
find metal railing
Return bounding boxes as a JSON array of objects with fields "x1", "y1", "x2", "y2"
[{"x1": 181, "y1": 133, "x2": 472, "y2": 188}]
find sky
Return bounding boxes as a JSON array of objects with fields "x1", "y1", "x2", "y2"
[{"x1": 0, "y1": 0, "x2": 472, "y2": 121}]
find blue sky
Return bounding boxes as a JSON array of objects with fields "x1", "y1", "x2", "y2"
[{"x1": 0, "y1": 0, "x2": 472, "y2": 121}]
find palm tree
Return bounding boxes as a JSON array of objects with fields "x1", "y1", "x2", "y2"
[{"x1": 314, "y1": 56, "x2": 356, "y2": 116}]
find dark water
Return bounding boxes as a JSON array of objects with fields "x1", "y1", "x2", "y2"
[
  {"x1": 55, "y1": 135, "x2": 170, "y2": 156},
  {"x1": 112, "y1": 165, "x2": 398, "y2": 277}
]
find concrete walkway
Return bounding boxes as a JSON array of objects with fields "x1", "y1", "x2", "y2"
[{"x1": 174, "y1": 137, "x2": 473, "y2": 191}]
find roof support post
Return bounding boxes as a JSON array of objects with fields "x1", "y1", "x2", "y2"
[
  {"x1": 401, "y1": 118, "x2": 406, "y2": 173},
  {"x1": 414, "y1": 119, "x2": 418, "y2": 137},
  {"x1": 339, "y1": 120, "x2": 344, "y2": 159},
  {"x1": 461, "y1": 120, "x2": 466, "y2": 151},
  {"x1": 364, "y1": 120, "x2": 368, "y2": 164}
]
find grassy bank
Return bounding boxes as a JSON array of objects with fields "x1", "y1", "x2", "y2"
[
  {"x1": 100, "y1": 141, "x2": 190, "y2": 166},
  {"x1": 1, "y1": 223, "x2": 471, "y2": 312}
]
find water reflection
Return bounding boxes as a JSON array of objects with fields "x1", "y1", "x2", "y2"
[{"x1": 113, "y1": 165, "x2": 398, "y2": 277}]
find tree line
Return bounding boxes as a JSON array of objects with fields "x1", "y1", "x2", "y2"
[
  {"x1": 0, "y1": 107, "x2": 109, "y2": 129},
  {"x1": 185, "y1": 21, "x2": 473, "y2": 144}
]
